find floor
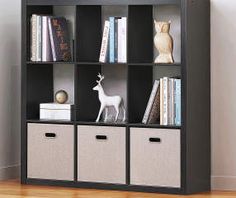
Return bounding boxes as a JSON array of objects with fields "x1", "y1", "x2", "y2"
[{"x1": 0, "y1": 180, "x2": 235, "y2": 198}]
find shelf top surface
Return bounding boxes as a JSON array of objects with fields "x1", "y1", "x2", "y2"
[{"x1": 26, "y1": 0, "x2": 181, "y2": 6}]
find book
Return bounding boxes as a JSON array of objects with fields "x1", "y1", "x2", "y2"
[
  {"x1": 36, "y1": 15, "x2": 42, "y2": 61},
  {"x1": 114, "y1": 17, "x2": 119, "y2": 62},
  {"x1": 48, "y1": 17, "x2": 72, "y2": 62},
  {"x1": 109, "y1": 17, "x2": 115, "y2": 63},
  {"x1": 40, "y1": 103, "x2": 73, "y2": 121},
  {"x1": 147, "y1": 82, "x2": 161, "y2": 124},
  {"x1": 142, "y1": 80, "x2": 159, "y2": 124},
  {"x1": 168, "y1": 78, "x2": 175, "y2": 125},
  {"x1": 31, "y1": 14, "x2": 37, "y2": 61},
  {"x1": 162, "y1": 77, "x2": 169, "y2": 125},
  {"x1": 99, "y1": 20, "x2": 110, "y2": 63},
  {"x1": 42, "y1": 16, "x2": 52, "y2": 62},
  {"x1": 175, "y1": 79, "x2": 181, "y2": 125},
  {"x1": 118, "y1": 17, "x2": 127, "y2": 63},
  {"x1": 160, "y1": 78, "x2": 163, "y2": 125}
]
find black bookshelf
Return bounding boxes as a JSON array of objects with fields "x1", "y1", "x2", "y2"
[{"x1": 21, "y1": 0, "x2": 210, "y2": 194}]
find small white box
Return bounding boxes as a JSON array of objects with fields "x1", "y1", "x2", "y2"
[{"x1": 40, "y1": 103, "x2": 73, "y2": 121}]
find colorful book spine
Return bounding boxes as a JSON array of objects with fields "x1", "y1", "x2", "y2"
[
  {"x1": 175, "y1": 79, "x2": 181, "y2": 125},
  {"x1": 99, "y1": 20, "x2": 110, "y2": 63},
  {"x1": 142, "y1": 80, "x2": 159, "y2": 124},
  {"x1": 36, "y1": 15, "x2": 42, "y2": 61},
  {"x1": 42, "y1": 16, "x2": 52, "y2": 62},
  {"x1": 31, "y1": 14, "x2": 37, "y2": 61},
  {"x1": 118, "y1": 17, "x2": 127, "y2": 63},
  {"x1": 109, "y1": 17, "x2": 115, "y2": 63}
]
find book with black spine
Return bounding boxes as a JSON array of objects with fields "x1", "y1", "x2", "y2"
[{"x1": 48, "y1": 17, "x2": 72, "y2": 62}]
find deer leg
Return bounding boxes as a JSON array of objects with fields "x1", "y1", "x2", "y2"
[
  {"x1": 104, "y1": 107, "x2": 108, "y2": 122},
  {"x1": 122, "y1": 103, "x2": 126, "y2": 122},
  {"x1": 115, "y1": 105, "x2": 120, "y2": 122},
  {"x1": 96, "y1": 105, "x2": 104, "y2": 122}
]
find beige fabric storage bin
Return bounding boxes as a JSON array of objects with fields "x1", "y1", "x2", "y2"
[
  {"x1": 27, "y1": 123, "x2": 74, "y2": 181},
  {"x1": 130, "y1": 128, "x2": 181, "y2": 188},
  {"x1": 78, "y1": 125, "x2": 126, "y2": 184}
]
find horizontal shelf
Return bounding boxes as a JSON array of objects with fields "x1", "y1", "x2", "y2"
[
  {"x1": 26, "y1": 61, "x2": 181, "y2": 67},
  {"x1": 26, "y1": 61, "x2": 76, "y2": 65},
  {"x1": 128, "y1": 123, "x2": 181, "y2": 129},
  {"x1": 76, "y1": 121, "x2": 127, "y2": 127},
  {"x1": 27, "y1": 0, "x2": 181, "y2": 6},
  {"x1": 27, "y1": 119, "x2": 74, "y2": 125}
]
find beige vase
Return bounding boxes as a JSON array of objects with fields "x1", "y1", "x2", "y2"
[{"x1": 154, "y1": 20, "x2": 174, "y2": 63}]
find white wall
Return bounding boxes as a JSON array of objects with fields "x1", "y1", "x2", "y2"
[
  {"x1": 211, "y1": 0, "x2": 236, "y2": 190},
  {"x1": 0, "y1": 0, "x2": 21, "y2": 179}
]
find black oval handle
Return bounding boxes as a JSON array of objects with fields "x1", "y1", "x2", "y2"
[
  {"x1": 96, "y1": 135, "x2": 107, "y2": 140},
  {"x1": 149, "y1": 137, "x2": 161, "y2": 143},
  {"x1": 45, "y1": 133, "x2": 56, "y2": 138}
]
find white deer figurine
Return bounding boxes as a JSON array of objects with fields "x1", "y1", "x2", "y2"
[{"x1": 93, "y1": 73, "x2": 126, "y2": 123}]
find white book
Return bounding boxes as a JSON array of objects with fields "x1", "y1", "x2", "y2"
[
  {"x1": 42, "y1": 16, "x2": 52, "y2": 62},
  {"x1": 40, "y1": 109, "x2": 71, "y2": 120},
  {"x1": 168, "y1": 78, "x2": 175, "y2": 125},
  {"x1": 36, "y1": 15, "x2": 42, "y2": 61},
  {"x1": 48, "y1": 17, "x2": 57, "y2": 61},
  {"x1": 40, "y1": 103, "x2": 73, "y2": 110},
  {"x1": 31, "y1": 15, "x2": 37, "y2": 61},
  {"x1": 160, "y1": 78, "x2": 163, "y2": 125},
  {"x1": 142, "y1": 80, "x2": 159, "y2": 124},
  {"x1": 163, "y1": 77, "x2": 169, "y2": 125},
  {"x1": 99, "y1": 20, "x2": 110, "y2": 63},
  {"x1": 118, "y1": 17, "x2": 127, "y2": 63}
]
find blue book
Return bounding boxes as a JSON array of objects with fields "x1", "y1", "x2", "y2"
[
  {"x1": 174, "y1": 79, "x2": 181, "y2": 125},
  {"x1": 109, "y1": 17, "x2": 115, "y2": 63}
]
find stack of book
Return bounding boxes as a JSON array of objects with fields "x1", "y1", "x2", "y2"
[
  {"x1": 142, "y1": 77, "x2": 181, "y2": 126},
  {"x1": 99, "y1": 17, "x2": 127, "y2": 63},
  {"x1": 30, "y1": 15, "x2": 72, "y2": 62}
]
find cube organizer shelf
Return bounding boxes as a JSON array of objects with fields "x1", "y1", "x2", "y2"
[{"x1": 21, "y1": 0, "x2": 210, "y2": 194}]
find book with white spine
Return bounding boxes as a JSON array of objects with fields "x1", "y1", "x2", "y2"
[
  {"x1": 99, "y1": 20, "x2": 110, "y2": 63},
  {"x1": 142, "y1": 80, "x2": 159, "y2": 124},
  {"x1": 160, "y1": 78, "x2": 163, "y2": 125},
  {"x1": 42, "y1": 16, "x2": 52, "y2": 62},
  {"x1": 162, "y1": 77, "x2": 169, "y2": 125},
  {"x1": 118, "y1": 17, "x2": 127, "y2": 63},
  {"x1": 31, "y1": 15, "x2": 37, "y2": 61},
  {"x1": 36, "y1": 15, "x2": 42, "y2": 61}
]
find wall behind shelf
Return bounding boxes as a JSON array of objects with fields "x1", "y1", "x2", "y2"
[
  {"x1": 211, "y1": 0, "x2": 236, "y2": 191},
  {"x1": 0, "y1": 0, "x2": 21, "y2": 179}
]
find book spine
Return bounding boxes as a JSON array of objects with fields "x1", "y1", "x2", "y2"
[
  {"x1": 42, "y1": 16, "x2": 52, "y2": 62},
  {"x1": 160, "y1": 78, "x2": 163, "y2": 125},
  {"x1": 48, "y1": 17, "x2": 57, "y2": 61},
  {"x1": 36, "y1": 15, "x2": 42, "y2": 61},
  {"x1": 31, "y1": 15, "x2": 37, "y2": 62},
  {"x1": 175, "y1": 79, "x2": 181, "y2": 125},
  {"x1": 171, "y1": 78, "x2": 175, "y2": 125},
  {"x1": 118, "y1": 17, "x2": 127, "y2": 63},
  {"x1": 99, "y1": 20, "x2": 110, "y2": 63},
  {"x1": 168, "y1": 78, "x2": 175, "y2": 125},
  {"x1": 114, "y1": 18, "x2": 119, "y2": 62},
  {"x1": 147, "y1": 82, "x2": 161, "y2": 124},
  {"x1": 142, "y1": 80, "x2": 159, "y2": 124},
  {"x1": 109, "y1": 17, "x2": 115, "y2": 63},
  {"x1": 163, "y1": 77, "x2": 169, "y2": 125}
]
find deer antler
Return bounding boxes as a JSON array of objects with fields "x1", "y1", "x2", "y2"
[{"x1": 97, "y1": 73, "x2": 105, "y2": 84}]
